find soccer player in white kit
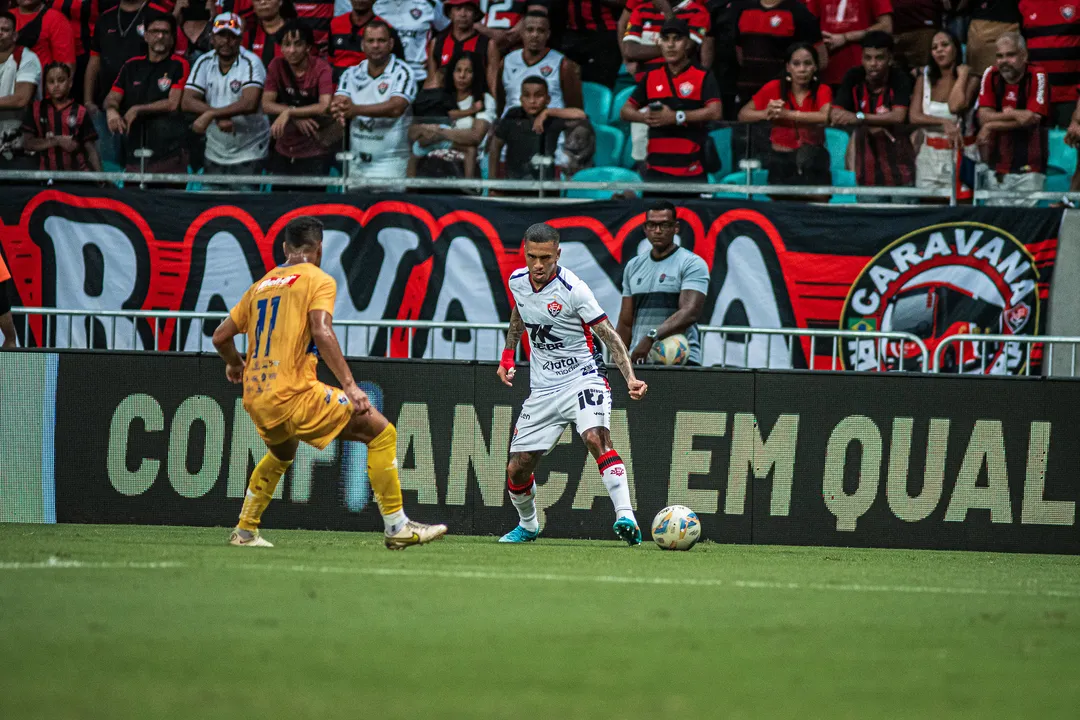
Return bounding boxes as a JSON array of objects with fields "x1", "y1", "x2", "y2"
[{"x1": 497, "y1": 223, "x2": 649, "y2": 545}]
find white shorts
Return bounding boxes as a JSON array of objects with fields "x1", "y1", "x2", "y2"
[{"x1": 510, "y1": 375, "x2": 611, "y2": 454}]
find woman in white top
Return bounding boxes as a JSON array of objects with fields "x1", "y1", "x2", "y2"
[
  {"x1": 909, "y1": 29, "x2": 979, "y2": 194},
  {"x1": 410, "y1": 51, "x2": 494, "y2": 178}
]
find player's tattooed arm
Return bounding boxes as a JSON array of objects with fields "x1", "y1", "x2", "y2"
[
  {"x1": 592, "y1": 319, "x2": 648, "y2": 400},
  {"x1": 505, "y1": 305, "x2": 525, "y2": 350}
]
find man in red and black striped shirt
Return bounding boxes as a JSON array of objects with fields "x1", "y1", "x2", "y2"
[
  {"x1": 730, "y1": 0, "x2": 822, "y2": 104},
  {"x1": 328, "y1": 0, "x2": 402, "y2": 82},
  {"x1": 831, "y1": 31, "x2": 915, "y2": 192},
  {"x1": 427, "y1": 0, "x2": 499, "y2": 94},
  {"x1": 1018, "y1": 0, "x2": 1080, "y2": 127},
  {"x1": 622, "y1": 0, "x2": 710, "y2": 83},
  {"x1": 562, "y1": 0, "x2": 623, "y2": 87},
  {"x1": 620, "y1": 18, "x2": 722, "y2": 188},
  {"x1": 976, "y1": 31, "x2": 1049, "y2": 206}
]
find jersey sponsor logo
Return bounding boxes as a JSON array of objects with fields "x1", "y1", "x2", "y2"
[
  {"x1": 525, "y1": 322, "x2": 563, "y2": 349},
  {"x1": 542, "y1": 357, "x2": 579, "y2": 374},
  {"x1": 540, "y1": 65, "x2": 553, "y2": 77},
  {"x1": 255, "y1": 274, "x2": 301, "y2": 293},
  {"x1": 157, "y1": 74, "x2": 171, "y2": 92},
  {"x1": 230, "y1": 79, "x2": 242, "y2": 93},
  {"x1": 546, "y1": 299, "x2": 562, "y2": 317},
  {"x1": 678, "y1": 81, "x2": 693, "y2": 97},
  {"x1": 840, "y1": 222, "x2": 1041, "y2": 375},
  {"x1": 576, "y1": 388, "x2": 605, "y2": 410}
]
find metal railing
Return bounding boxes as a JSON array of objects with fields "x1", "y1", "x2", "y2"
[
  {"x1": 699, "y1": 326, "x2": 930, "y2": 373},
  {"x1": 932, "y1": 334, "x2": 1080, "y2": 377}
]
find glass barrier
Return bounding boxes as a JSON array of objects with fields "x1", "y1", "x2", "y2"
[{"x1": 2, "y1": 111, "x2": 1072, "y2": 207}]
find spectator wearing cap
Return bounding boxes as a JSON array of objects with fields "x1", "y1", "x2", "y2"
[
  {"x1": 212, "y1": 0, "x2": 334, "y2": 51},
  {"x1": 12, "y1": 0, "x2": 74, "y2": 69},
  {"x1": 182, "y1": 12, "x2": 270, "y2": 186},
  {"x1": 803, "y1": 0, "x2": 893, "y2": 88},
  {"x1": 1018, "y1": 0, "x2": 1080, "y2": 128},
  {"x1": 263, "y1": 19, "x2": 334, "y2": 179},
  {"x1": 103, "y1": 12, "x2": 191, "y2": 177},
  {"x1": 497, "y1": 10, "x2": 581, "y2": 116},
  {"x1": 620, "y1": 19, "x2": 722, "y2": 190},
  {"x1": 331, "y1": 18, "x2": 416, "y2": 179},
  {"x1": 373, "y1": 0, "x2": 448, "y2": 85},
  {"x1": 831, "y1": 30, "x2": 915, "y2": 197},
  {"x1": 976, "y1": 31, "x2": 1048, "y2": 207},
  {"x1": 0, "y1": 9, "x2": 41, "y2": 174},
  {"x1": 328, "y1": 0, "x2": 404, "y2": 83},
  {"x1": 966, "y1": 0, "x2": 1020, "y2": 78},
  {"x1": 427, "y1": 0, "x2": 499, "y2": 95}
]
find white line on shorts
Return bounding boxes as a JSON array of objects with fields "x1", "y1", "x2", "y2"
[{"x1": 3, "y1": 557, "x2": 1078, "y2": 600}]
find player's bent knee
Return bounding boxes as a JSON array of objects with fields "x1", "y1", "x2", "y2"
[
  {"x1": 581, "y1": 428, "x2": 612, "y2": 456},
  {"x1": 339, "y1": 407, "x2": 389, "y2": 444}
]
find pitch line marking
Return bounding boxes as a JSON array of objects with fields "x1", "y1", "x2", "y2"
[{"x1": 4, "y1": 557, "x2": 1079, "y2": 600}]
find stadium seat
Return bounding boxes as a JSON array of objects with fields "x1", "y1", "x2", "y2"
[
  {"x1": 713, "y1": 169, "x2": 770, "y2": 201},
  {"x1": 610, "y1": 85, "x2": 635, "y2": 125},
  {"x1": 593, "y1": 125, "x2": 626, "y2": 168},
  {"x1": 830, "y1": 169, "x2": 858, "y2": 204},
  {"x1": 582, "y1": 82, "x2": 613, "y2": 125},
  {"x1": 1048, "y1": 128, "x2": 1077, "y2": 177},
  {"x1": 708, "y1": 127, "x2": 733, "y2": 179},
  {"x1": 825, "y1": 127, "x2": 850, "y2": 173},
  {"x1": 566, "y1": 166, "x2": 641, "y2": 199}
]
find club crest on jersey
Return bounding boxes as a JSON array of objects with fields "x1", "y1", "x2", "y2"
[
  {"x1": 678, "y1": 81, "x2": 694, "y2": 97},
  {"x1": 547, "y1": 300, "x2": 563, "y2": 317},
  {"x1": 157, "y1": 74, "x2": 171, "y2": 92},
  {"x1": 540, "y1": 65, "x2": 553, "y2": 77},
  {"x1": 230, "y1": 79, "x2": 242, "y2": 93},
  {"x1": 1063, "y1": 6, "x2": 1076, "y2": 20},
  {"x1": 770, "y1": 14, "x2": 781, "y2": 27},
  {"x1": 411, "y1": 7, "x2": 422, "y2": 18},
  {"x1": 378, "y1": 81, "x2": 388, "y2": 93}
]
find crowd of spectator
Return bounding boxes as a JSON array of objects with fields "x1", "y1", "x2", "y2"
[{"x1": 0, "y1": 0, "x2": 1077, "y2": 202}]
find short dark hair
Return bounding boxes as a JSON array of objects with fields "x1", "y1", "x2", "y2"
[
  {"x1": 523, "y1": 9, "x2": 549, "y2": 21},
  {"x1": 862, "y1": 31, "x2": 893, "y2": 52},
  {"x1": 0, "y1": 10, "x2": 15, "y2": 28},
  {"x1": 521, "y1": 75, "x2": 549, "y2": 93},
  {"x1": 364, "y1": 18, "x2": 392, "y2": 38},
  {"x1": 280, "y1": 18, "x2": 314, "y2": 47},
  {"x1": 285, "y1": 216, "x2": 324, "y2": 249},
  {"x1": 523, "y1": 222, "x2": 559, "y2": 244},
  {"x1": 42, "y1": 61, "x2": 72, "y2": 80},
  {"x1": 646, "y1": 200, "x2": 676, "y2": 220},
  {"x1": 146, "y1": 11, "x2": 176, "y2": 37}
]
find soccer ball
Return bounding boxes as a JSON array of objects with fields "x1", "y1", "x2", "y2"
[
  {"x1": 649, "y1": 334, "x2": 689, "y2": 365},
  {"x1": 651, "y1": 505, "x2": 702, "y2": 550}
]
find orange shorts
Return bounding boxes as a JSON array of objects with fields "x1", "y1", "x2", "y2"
[{"x1": 250, "y1": 383, "x2": 353, "y2": 450}]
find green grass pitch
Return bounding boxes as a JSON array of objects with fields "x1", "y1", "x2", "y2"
[{"x1": 1, "y1": 524, "x2": 1079, "y2": 720}]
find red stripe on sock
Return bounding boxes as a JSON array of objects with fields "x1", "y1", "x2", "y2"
[
  {"x1": 508, "y1": 473, "x2": 535, "y2": 494},
  {"x1": 597, "y1": 451, "x2": 622, "y2": 471}
]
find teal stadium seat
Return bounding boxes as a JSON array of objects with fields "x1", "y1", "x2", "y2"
[
  {"x1": 566, "y1": 166, "x2": 642, "y2": 199},
  {"x1": 582, "y1": 82, "x2": 613, "y2": 125},
  {"x1": 825, "y1": 127, "x2": 850, "y2": 173},
  {"x1": 593, "y1": 125, "x2": 626, "y2": 168},
  {"x1": 830, "y1": 169, "x2": 858, "y2": 204},
  {"x1": 713, "y1": 169, "x2": 770, "y2": 201},
  {"x1": 610, "y1": 85, "x2": 635, "y2": 125},
  {"x1": 708, "y1": 127, "x2": 733, "y2": 179},
  {"x1": 1048, "y1": 129, "x2": 1077, "y2": 177}
]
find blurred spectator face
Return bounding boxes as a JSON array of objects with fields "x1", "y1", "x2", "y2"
[
  {"x1": 449, "y1": 4, "x2": 477, "y2": 31},
  {"x1": 644, "y1": 209, "x2": 677, "y2": 249},
  {"x1": 45, "y1": 65, "x2": 72, "y2": 102},
  {"x1": 659, "y1": 32, "x2": 690, "y2": 65},
  {"x1": 350, "y1": 0, "x2": 373, "y2": 13},
  {"x1": 520, "y1": 80, "x2": 549, "y2": 116},
  {"x1": 930, "y1": 32, "x2": 957, "y2": 71},
  {"x1": 213, "y1": 29, "x2": 242, "y2": 59},
  {"x1": 787, "y1": 47, "x2": 816, "y2": 87},
  {"x1": 145, "y1": 19, "x2": 176, "y2": 57},
  {"x1": 453, "y1": 55, "x2": 474, "y2": 92},
  {"x1": 362, "y1": 24, "x2": 392, "y2": 64},
  {"x1": 995, "y1": 36, "x2": 1027, "y2": 84},
  {"x1": 17, "y1": 0, "x2": 43, "y2": 10},
  {"x1": 862, "y1": 46, "x2": 890, "y2": 85},
  {"x1": 253, "y1": 0, "x2": 283, "y2": 22},
  {"x1": 0, "y1": 16, "x2": 14, "y2": 52},
  {"x1": 281, "y1": 29, "x2": 310, "y2": 66},
  {"x1": 521, "y1": 16, "x2": 550, "y2": 53}
]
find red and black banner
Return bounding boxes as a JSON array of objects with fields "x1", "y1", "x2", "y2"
[{"x1": 0, "y1": 188, "x2": 1063, "y2": 372}]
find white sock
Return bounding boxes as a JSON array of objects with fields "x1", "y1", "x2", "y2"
[
  {"x1": 508, "y1": 475, "x2": 539, "y2": 532},
  {"x1": 383, "y1": 509, "x2": 408, "y2": 535},
  {"x1": 598, "y1": 451, "x2": 635, "y2": 524}
]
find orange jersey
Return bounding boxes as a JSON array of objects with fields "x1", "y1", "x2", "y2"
[
  {"x1": 0, "y1": 252, "x2": 10, "y2": 283},
  {"x1": 229, "y1": 263, "x2": 337, "y2": 427}
]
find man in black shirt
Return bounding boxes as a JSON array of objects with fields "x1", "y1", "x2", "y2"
[
  {"x1": 491, "y1": 75, "x2": 586, "y2": 193},
  {"x1": 103, "y1": 12, "x2": 190, "y2": 178}
]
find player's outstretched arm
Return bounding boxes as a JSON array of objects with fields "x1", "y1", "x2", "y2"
[
  {"x1": 212, "y1": 317, "x2": 246, "y2": 384},
  {"x1": 592, "y1": 319, "x2": 648, "y2": 400},
  {"x1": 498, "y1": 305, "x2": 525, "y2": 387},
  {"x1": 309, "y1": 309, "x2": 371, "y2": 416}
]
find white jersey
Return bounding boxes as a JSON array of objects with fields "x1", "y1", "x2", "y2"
[
  {"x1": 509, "y1": 265, "x2": 608, "y2": 391},
  {"x1": 0, "y1": 47, "x2": 40, "y2": 155},
  {"x1": 336, "y1": 55, "x2": 417, "y2": 177},
  {"x1": 373, "y1": 0, "x2": 449, "y2": 82},
  {"x1": 186, "y1": 47, "x2": 270, "y2": 165},
  {"x1": 501, "y1": 48, "x2": 564, "y2": 115}
]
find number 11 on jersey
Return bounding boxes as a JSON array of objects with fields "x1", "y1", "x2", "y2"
[{"x1": 253, "y1": 296, "x2": 281, "y2": 358}]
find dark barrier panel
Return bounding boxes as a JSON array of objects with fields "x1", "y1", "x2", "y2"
[{"x1": 18, "y1": 352, "x2": 1079, "y2": 553}]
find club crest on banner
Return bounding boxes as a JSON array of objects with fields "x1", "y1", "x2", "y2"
[{"x1": 840, "y1": 223, "x2": 1042, "y2": 374}]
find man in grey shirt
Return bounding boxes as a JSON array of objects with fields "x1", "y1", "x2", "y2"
[{"x1": 616, "y1": 200, "x2": 710, "y2": 365}]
